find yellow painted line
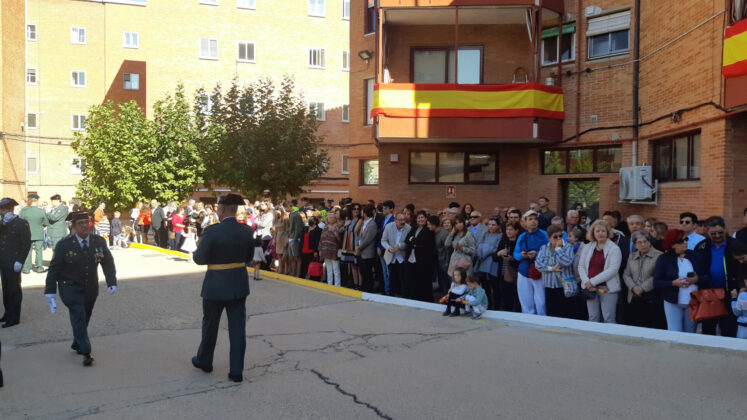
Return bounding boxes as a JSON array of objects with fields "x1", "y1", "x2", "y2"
[{"x1": 129, "y1": 242, "x2": 190, "y2": 259}]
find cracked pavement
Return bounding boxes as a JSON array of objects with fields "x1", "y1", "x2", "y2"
[{"x1": 1, "y1": 248, "x2": 746, "y2": 419}]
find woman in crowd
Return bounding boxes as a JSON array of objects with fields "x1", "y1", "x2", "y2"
[
  {"x1": 497, "y1": 221, "x2": 521, "y2": 312},
  {"x1": 300, "y1": 216, "x2": 322, "y2": 280},
  {"x1": 461, "y1": 203, "x2": 474, "y2": 221},
  {"x1": 653, "y1": 229, "x2": 707, "y2": 333},
  {"x1": 136, "y1": 203, "x2": 151, "y2": 244},
  {"x1": 475, "y1": 217, "x2": 502, "y2": 309},
  {"x1": 255, "y1": 203, "x2": 275, "y2": 269},
  {"x1": 653, "y1": 221, "x2": 668, "y2": 242},
  {"x1": 536, "y1": 224, "x2": 576, "y2": 318},
  {"x1": 513, "y1": 211, "x2": 548, "y2": 315},
  {"x1": 445, "y1": 216, "x2": 476, "y2": 280},
  {"x1": 274, "y1": 210, "x2": 290, "y2": 275},
  {"x1": 431, "y1": 217, "x2": 451, "y2": 294},
  {"x1": 171, "y1": 207, "x2": 187, "y2": 250},
  {"x1": 622, "y1": 231, "x2": 663, "y2": 328},
  {"x1": 577, "y1": 220, "x2": 622, "y2": 323},
  {"x1": 644, "y1": 218, "x2": 657, "y2": 238},
  {"x1": 341, "y1": 204, "x2": 363, "y2": 289},
  {"x1": 405, "y1": 210, "x2": 436, "y2": 302},
  {"x1": 319, "y1": 212, "x2": 343, "y2": 286}
]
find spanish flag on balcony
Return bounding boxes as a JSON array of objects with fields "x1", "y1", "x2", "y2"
[
  {"x1": 723, "y1": 19, "x2": 747, "y2": 78},
  {"x1": 371, "y1": 82, "x2": 564, "y2": 120}
]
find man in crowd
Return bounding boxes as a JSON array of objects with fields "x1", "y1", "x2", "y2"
[
  {"x1": 357, "y1": 205, "x2": 379, "y2": 293},
  {"x1": 46, "y1": 194, "x2": 69, "y2": 249},
  {"x1": 679, "y1": 212, "x2": 705, "y2": 250},
  {"x1": 377, "y1": 200, "x2": 396, "y2": 294},
  {"x1": 151, "y1": 199, "x2": 167, "y2": 248},
  {"x1": 286, "y1": 201, "x2": 305, "y2": 278},
  {"x1": 513, "y1": 210, "x2": 549, "y2": 315},
  {"x1": 565, "y1": 210, "x2": 586, "y2": 241},
  {"x1": 469, "y1": 210, "x2": 487, "y2": 244},
  {"x1": 0, "y1": 198, "x2": 31, "y2": 328},
  {"x1": 537, "y1": 197, "x2": 555, "y2": 230},
  {"x1": 45, "y1": 211, "x2": 117, "y2": 366},
  {"x1": 19, "y1": 194, "x2": 47, "y2": 274},
  {"x1": 381, "y1": 212, "x2": 410, "y2": 296}
]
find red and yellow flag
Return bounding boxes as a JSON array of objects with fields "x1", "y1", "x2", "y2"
[
  {"x1": 371, "y1": 82, "x2": 564, "y2": 120},
  {"x1": 723, "y1": 19, "x2": 747, "y2": 78}
]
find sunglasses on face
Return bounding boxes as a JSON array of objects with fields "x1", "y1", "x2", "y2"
[
  {"x1": 469, "y1": 216, "x2": 480, "y2": 219},
  {"x1": 709, "y1": 231, "x2": 724, "y2": 236},
  {"x1": 680, "y1": 220, "x2": 692, "y2": 225},
  {"x1": 551, "y1": 235, "x2": 563, "y2": 239},
  {"x1": 675, "y1": 237, "x2": 689, "y2": 244}
]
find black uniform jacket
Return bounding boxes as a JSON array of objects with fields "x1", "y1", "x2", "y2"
[
  {"x1": 193, "y1": 217, "x2": 254, "y2": 301},
  {"x1": 45, "y1": 234, "x2": 117, "y2": 303}
]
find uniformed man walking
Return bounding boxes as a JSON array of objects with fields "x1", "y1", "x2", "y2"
[
  {"x1": 191, "y1": 194, "x2": 254, "y2": 383},
  {"x1": 19, "y1": 193, "x2": 47, "y2": 273},
  {"x1": 46, "y1": 194, "x2": 69, "y2": 248},
  {"x1": 0, "y1": 198, "x2": 31, "y2": 328},
  {"x1": 44, "y1": 212, "x2": 117, "y2": 366}
]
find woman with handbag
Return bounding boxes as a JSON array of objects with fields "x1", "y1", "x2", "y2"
[
  {"x1": 300, "y1": 216, "x2": 322, "y2": 280},
  {"x1": 577, "y1": 219, "x2": 622, "y2": 323},
  {"x1": 341, "y1": 204, "x2": 363, "y2": 290},
  {"x1": 513, "y1": 211, "x2": 550, "y2": 315},
  {"x1": 497, "y1": 222, "x2": 521, "y2": 312},
  {"x1": 405, "y1": 211, "x2": 437, "y2": 302},
  {"x1": 653, "y1": 229, "x2": 708, "y2": 333},
  {"x1": 622, "y1": 231, "x2": 663, "y2": 328},
  {"x1": 535, "y1": 224, "x2": 577, "y2": 318},
  {"x1": 446, "y1": 216, "x2": 477, "y2": 280},
  {"x1": 475, "y1": 217, "x2": 502, "y2": 310}
]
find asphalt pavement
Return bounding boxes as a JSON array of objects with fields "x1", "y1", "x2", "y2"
[{"x1": 1, "y1": 247, "x2": 745, "y2": 419}]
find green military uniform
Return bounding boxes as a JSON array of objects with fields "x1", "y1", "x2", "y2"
[
  {"x1": 19, "y1": 203, "x2": 47, "y2": 273},
  {"x1": 0, "y1": 209, "x2": 32, "y2": 326},
  {"x1": 191, "y1": 194, "x2": 254, "y2": 382},
  {"x1": 47, "y1": 202, "x2": 69, "y2": 249},
  {"x1": 45, "y1": 232, "x2": 116, "y2": 357}
]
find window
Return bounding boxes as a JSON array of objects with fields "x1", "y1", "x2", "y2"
[
  {"x1": 27, "y1": 24, "x2": 37, "y2": 41},
  {"x1": 238, "y1": 41, "x2": 255, "y2": 62},
  {"x1": 364, "y1": 0, "x2": 376, "y2": 34},
  {"x1": 27, "y1": 157, "x2": 38, "y2": 174},
  {"x1": 587, "y1": 11, "x2": 630, "y2": 59},
  {"x1": 365, "y1": 78, "x2": 374, "y2": 125},
  {"x1": 309, "y1": 0, "x2": 325, "y2": 16},
  {"x1": 341, "y1": 104, "x2": 350, "y2": 122},
  {"x1": 124, "y1": 73, "x2": 140, "y2": 90},
  {"x1": 341, "y1": 154, "x2": 350, "y2": 174},
  {"x1": 123, "y1": 31, "x2": 139, "y2": 48},
  {"x1": 198, "y1": 93, "x2": 215, "y2": 114},
  {"x1": 342, "y1": 0, "x2": 350, "y2": 20},
  {"x1": 342, "y1": 50, "x2": 350, "y2": 71},
  {"x1": 27, "y1": 68, "x2": 37, "y2": 85},
  {"x1": 541, "y1": 146, "x2": 622, "y2": 174},
  {"x1": 654, "y1": 132, "x2": 701, "y2": 181},
  {"x1": 412, "y1": 47, "x2": 482, "y2": 84},
  {"x1": 27, "y1": 113, "x2": 38, "y2": 129},
  {"x1": 308, "y1": 48, "x2": 325, "y2": 69},
  {"x1": 237, "y1": 0, "x2": 255, "y2": 9},
  {"x1": 71, "y1": 157, "x2": 84, "y2": 175},
  {"x1": 200, "y1": 0, "x2": 218, "y2": 4},
  {"x1": 309, "y1": 101, "x2": 325, "y2": 121},
  {"x1": 71, "y1": 27, "x2": 86, "y2": 44},
  {"x1": 199, "y1": 38, "x2": 219, "y2": 60},
  {"x1": 408, "y1": 151, "x2": 498, "y2": 184},
  {"x1": 71, "y1": 114, "x2": 87, "y2": 131},
  {"x1": 541, "y1": 24, "x2": 576, "y2": 65},
  {"x1": 361, "y1": 159, "x2": 379, "y2": 185},
  {"x1": 71, "y1": 71, "x2": 86, "y2": 87}
]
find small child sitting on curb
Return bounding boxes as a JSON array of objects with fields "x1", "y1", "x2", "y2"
[
  {"x1": 462, "y1": 275, "x2": 489, "y2": 320},
  {"x1": 441, "y1": 268, "x2": 468, "y2": 317}
]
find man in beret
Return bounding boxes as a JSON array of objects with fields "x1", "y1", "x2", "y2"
[
  {"x1": 19, "y1": 194, "x2": 47, "y2": 273},
  {"x1": 44, "y1": 211, "x2": 117, "y2": 366},
  {"x1": 46, "y1": 194, "x2": 69, "y2": 249},
  {"x1": 191, "y1": 194, "x2": 254, "y2": 383},
  {"x1": 0, "y1": 198, "x2": 31, "y2": 328}
]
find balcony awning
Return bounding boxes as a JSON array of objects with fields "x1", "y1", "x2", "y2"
[
  {"x1": 371, "y1": 82, "x2": 564, "y2": 120},
  {"x1": 723, "y1": 19, "x2": 747, "y2": 78}
]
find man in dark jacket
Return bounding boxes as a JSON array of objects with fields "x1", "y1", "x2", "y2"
[
  {"x1": 0, "y1": 198, "x2": 32, "y2": 328},
  {"x1": 191, "y1": 194, "x2": 254, "y2": 383},
  {"x1": 45, "y1": 211, "x2": 117, "y2": 366},
  {"x1": 150, "y1": 199, "x2": 167, "y2": 248},
  {"x1": 695, "y1": 216, "x2": 741, "y2": 337}
]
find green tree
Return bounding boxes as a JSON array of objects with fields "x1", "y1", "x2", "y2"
[{"x1": 197, "y1": 76, "x2": 328, "y2": 202}]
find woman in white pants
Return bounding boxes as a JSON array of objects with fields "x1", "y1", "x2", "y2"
[
  {"x1": 577, "y1": 220, "x2": 623, "y2": 323},
  {"x1": 512, "y1": 211, "x2": 550, "y2": 315}
]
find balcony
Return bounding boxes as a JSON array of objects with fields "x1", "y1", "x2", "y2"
[
  {"x1": 371, "y1": 82, "x2": 563, "y2": 142},
  {"x1": 379, "y1": 0, "x2": 563, "y2": 13}
]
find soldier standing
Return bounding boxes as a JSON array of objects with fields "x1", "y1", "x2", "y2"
[
  {"x1": 0, "y1": 198, "x2": 31, "y2": 328},
  {"x1": 44, "y1": 212, "x2": 117, "y2": 366},
  {"x1": 191, "y1": 194, "x2": 254, "y2": 383},
  {"x1": 18, "y1": 193, "x2": 48, "y2": 273},
  {"x1": 46, "y1": 194, "x2": 69, "y2": 249}
]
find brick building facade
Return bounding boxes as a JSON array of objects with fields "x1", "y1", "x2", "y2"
[{"x1": 348, "y1": 0, "x2": 747, "y2": 231}]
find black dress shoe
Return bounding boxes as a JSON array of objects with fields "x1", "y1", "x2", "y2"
[
  {"x1": 0, "y1": 368, "x2": 4, "y2": 387},
  {"x1": 83, "y1": 354, "x2": 94, "y2": 366},
  {"x1": 228, "y1": 373, "x2": 243, "y2": 383},
  {"x1": 1, "y1": 321, "x2": 18, "y2": 328},
  {"x1": 191, "y1": 356, "x2": 213, "y2": 373},
  {"x1": 0, "y1": 316, "x2": 6, "y2": 322},
  {"x1": 71, "y1": 343, "x2": 83, "y2": 354}
]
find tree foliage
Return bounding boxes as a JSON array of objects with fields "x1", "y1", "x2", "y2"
[
  {"x1": 196, "y1": 76, "x2": 328, "y2": 202},
  {"x1": 71, "y1": 85, "x2": 204, "y2": 211}
]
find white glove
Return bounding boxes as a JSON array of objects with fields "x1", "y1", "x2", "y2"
[
  {"x1": 13, "y1": 261, "x2": 22, "y2": 272},
  {"x1": 45, "y1": 294, "x2": 56, "y2": 314},
  {"x1": 108, "y1": 285, "x2": 117, "y2": 295}
]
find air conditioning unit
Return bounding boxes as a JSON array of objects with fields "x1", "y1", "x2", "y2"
[{"x1": 619, "y1": 166, "x2": 656, "y2": 201}]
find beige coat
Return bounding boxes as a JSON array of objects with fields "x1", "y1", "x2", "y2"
[
  {"x1": 622, "y1": 248, "x2": 663, "y2": 303},
  {"x1": 577, "y1": 240, "x2": 623, "y2": 293}
]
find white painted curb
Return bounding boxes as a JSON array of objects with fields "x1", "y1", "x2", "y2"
[{"x1": 361, "y1": 293, "x2": 747, "y2": 352}]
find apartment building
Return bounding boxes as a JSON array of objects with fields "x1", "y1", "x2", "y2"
[
  {"x1": 3, "y1": 0, "x2": 351, "y2": 203},
  {"x1": 349, "y1": 0, "x2": 747, "y2": 230}
]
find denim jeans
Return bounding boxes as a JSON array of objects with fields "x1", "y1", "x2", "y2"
[{"x1": 663, "y1": 300, "x2": 696, "y2": 333}]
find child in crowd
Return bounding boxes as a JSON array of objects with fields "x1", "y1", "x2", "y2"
[
  {"x1": 463, "y1": 275, "x2": 489, "y2": 320},
  {"x1": 441, "y1": 268, "x2": 468, "y2": 317},
  {"x1": 731, "y1": 284, "x2": 747, "y2": 339},
  {"x1": 97, "y1": 216, "x2": 111, "y2": 247},
  {"x1": 118, "y1": 225, "x2": 133, "y2": 248},
  {"x1": 110, "y1": 211, "x2": 123, "y2": 249},
  {"x1": 252, "y1": 236, "x2": 264, "y2": 281},
  {"x1": 180, "y1": 225, "x2": 198, "y2": 259}
]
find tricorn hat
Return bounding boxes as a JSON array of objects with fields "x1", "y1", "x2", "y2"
[
  {"x1": 218, "y1": 194, "x2": 244, "y2": 205},
  {"x1": 0, "y1": 197, "x2": 19, "y2": 209},
  {"x1": 51, "y1": 194, "x2": 62, "y2": 200},
  {"x1": 66, "y1": 211, "x2": 90, "y2": 223},
  {"x1": 28, "y1": 193, "x2": 40, "y2": 200}
]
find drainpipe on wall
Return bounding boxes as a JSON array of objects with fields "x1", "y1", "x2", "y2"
[{"x1": 632, "y1": 0, "x2": 641, "y2": 166}]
